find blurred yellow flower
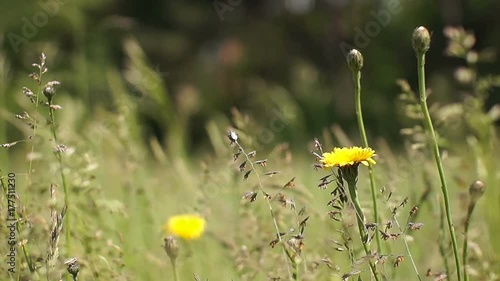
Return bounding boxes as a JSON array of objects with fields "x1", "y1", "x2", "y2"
[
  {"x1": 321, "y1": 146, "x2": 376, "y2": 168},
  {"x1": 164, "y1": 214, "x2": 206, "y2": 240}
]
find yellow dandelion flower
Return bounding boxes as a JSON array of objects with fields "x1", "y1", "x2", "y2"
[
  {"x1": 164, "y1": 214, "x2": 206, "y2": 240},
  {"x1": 321, "y1": 146, "x2": 376, "y2": 168}
]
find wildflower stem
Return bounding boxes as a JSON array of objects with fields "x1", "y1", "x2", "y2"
[
  {"x1": 47, "y1": 99, "x2": 71, "y2": 266},
  {"x1": 346, "y1": 178, "x2": 379, "y2": 281},
  {"x1": 27, "y1": 56, "x2": 44, "y2": 203},
  {"x1": 464, "y1": 180, "x2": 485, "y2": 280},
  {"x1": 170, "y1": 258, "x2": 179, "y2": 281},
  {"x1": 415, "y1": 47, "x2": 462, "y2": 281},
  {"x1": 292, "y1": 261, "x2": 299, "y2": 280},
  {"x1": 350, "y1": 57, "x2": 382, "y2": 253},
  {"x1": 397, "y1": 213, "x2": 422, "y2": 280},
  {"x1": 463, "y1": 201, "x2": 476, "y2": 281},
  {"x1": 438, "y1": 199, "x2": 451, "y2": 278}
]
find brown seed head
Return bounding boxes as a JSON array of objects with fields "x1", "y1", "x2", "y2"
[{"x1": 163, "y1": 236, "x2": 179, "y2": 260}]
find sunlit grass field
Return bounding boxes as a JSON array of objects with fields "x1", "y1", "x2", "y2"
[{"x1": 1, "y1": 27, "x2": 499, "y2": 281}]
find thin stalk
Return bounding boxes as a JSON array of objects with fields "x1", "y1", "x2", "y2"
[
  {"x1": 415, "y1": 53, "x2": 462, "y2": 281},
  {"x1": 438, "y1": 199, "x2": 451, "y2": 278},
  {"x1": 397, "y1": 213, "x2": 422, "y2": 280},
  {"x1": 293, "y1": 262, "x2": 299, "y2": 281},
  {"x1": 47, "y1": 100, "x2": 71, "y2": 262},
  {"x1": 463, "y1": 202, "x2": 476, "y2": 281},
  {"x1": 170, "y1": 258, "x2": 179, "y2": 281},
  {"x1": 346, "y1": 179, "x2": 379, "y2": 281},
  {"x1": 352, "y1": 69, "x2": 382, "y2": 253},
  {"x1": 235, "y1": 141, "x2": 293, "y2": 280},
  {"x1": 27, "y1": 62, "x2": 43, "y2": 200}
]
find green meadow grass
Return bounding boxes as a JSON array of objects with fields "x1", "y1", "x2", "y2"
[{"x1": 1, "y1": 27, "x2": 499, "y2": 281}]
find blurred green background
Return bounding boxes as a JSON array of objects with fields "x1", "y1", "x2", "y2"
[{"x1": 1, "y1": 0, "x2": 499, "y2": 153}]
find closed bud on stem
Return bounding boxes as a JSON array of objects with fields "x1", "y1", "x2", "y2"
[
  {"x1": 43, "y1": 86, "x2": 56, "y2": 102},
  {"x1": 469, "y1": 180, "x2": 485, "y2": 204},
  {"x1": 163, "y1": 236, "x2": 179, "y2": 261},
  {"x1": 412, "y1": 26, "x2": 431, "y2": 55},
  {"x1": 43, "y1": 81, "x2": 61, "y2": 103},
  {"x1": 346, "y1": 49, "x2": 364, "y2": 72},
  {"x1": 64, "y1": 257, "x2": 80, "y2": 280}
]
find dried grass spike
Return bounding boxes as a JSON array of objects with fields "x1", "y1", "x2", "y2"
[
  {"x1": 243, "y1": 170, "x2": 252, "y2": 180},
  {"x1": 393, "y1": 255, "x2": 404, "y2": 267},
  {"x1": 1, "y1": 141, "x2": 21, "y2": 148},
  {"x1": 238, "y1": 160, "x2": 247, "y2": 172},
  {"x1": 298, "y1": 206, "x2": 306, "y2": 216},
  {"x1": 254, "y1": 159, "x2": 267, "y2": 167},
  {"x1": 379, "y1": 230, "x2": 390, "y2": 241},
  {"x1": 314, "y1": 137, "x2": 322, "y2": 151},
  {"x1": 263, "y1": 171, "x2": 281, "y2": 177},
  {"x1": 399, "y1": 197, "x2": 409, "y2": 208},
  {"x1": 233, "y1": 151, "x2": 241, "y2": 161},
  {"x1": 410, "y1": 206, "x2": 419, "y2": 217},
  {"x1": 283, "y1": 177, "x2": 295, "y2": 188},
  {"x1": 408, "y1": 222, "x2": 424, "y2": 230},
  {"x1": 242, "y1": 191, "x2": 257, "y2": 202},
  {"x1": 341, "y1": 269, "x2": 363, "y2": 281}
]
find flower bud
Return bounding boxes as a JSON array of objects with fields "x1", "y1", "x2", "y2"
[
  {"x1": 43, "y1": 86, "x2": 56, "y2": 101},
  {"x1": 227, "y1": 129, "x2": 238, "y2": 145},
  {"x1": 346, "y1": 49, "x2": 363, "y2": 72},
  {"x1": 43, "y1": 81, "x2": 61, "y2": 102},
  {"x1": 163, "y1": 236, "x2": 179, "y2": 261},
  {"x1": 412, "y1": 26, "x2": 431, "y2": 55},
  {"x1": 64, "y1": 257, "x2": 80, "y2": 280},
  {"x1": 469, "y1": 180, "x2": 485, "y2": 204}
]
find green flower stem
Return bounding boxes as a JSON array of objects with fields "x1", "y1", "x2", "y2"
[
  {"x1": 415, "y1": 52, "x2": 462, "y2": 281},
  {"x1": 463, "y1": 202, "x2": 477, "y2": 281},
  {"x1": 346, "y1": 178, "x2": 379, "y2": 281},
  {"x1": 170, "y1": 258, "x2": 179, "y2": 281},
  {"x1": 438, "y1": 200, "x2": 451, "y2": 278},
  {"x1": 292, "y1": 260, "x2": 299, "y2": 281},
  {"x1": 351, "y1": 67, "x2": 382, "y2": 253}
]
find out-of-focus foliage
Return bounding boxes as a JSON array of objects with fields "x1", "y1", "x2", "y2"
[{"x1": 2, "y1": 0, "x2": 499, "y2": 153}]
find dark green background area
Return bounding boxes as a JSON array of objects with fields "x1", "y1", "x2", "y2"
[{"x1": 1, "y1": 0, "x2": 499, "y2": 153}]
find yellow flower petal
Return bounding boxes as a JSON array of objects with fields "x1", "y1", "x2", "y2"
[
  {"x1": 164, "y1": 214, "x2": 206, "y2": 240},
  {"x1": 321, "y1": 146, "x2": 376, "y2": 168}
]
